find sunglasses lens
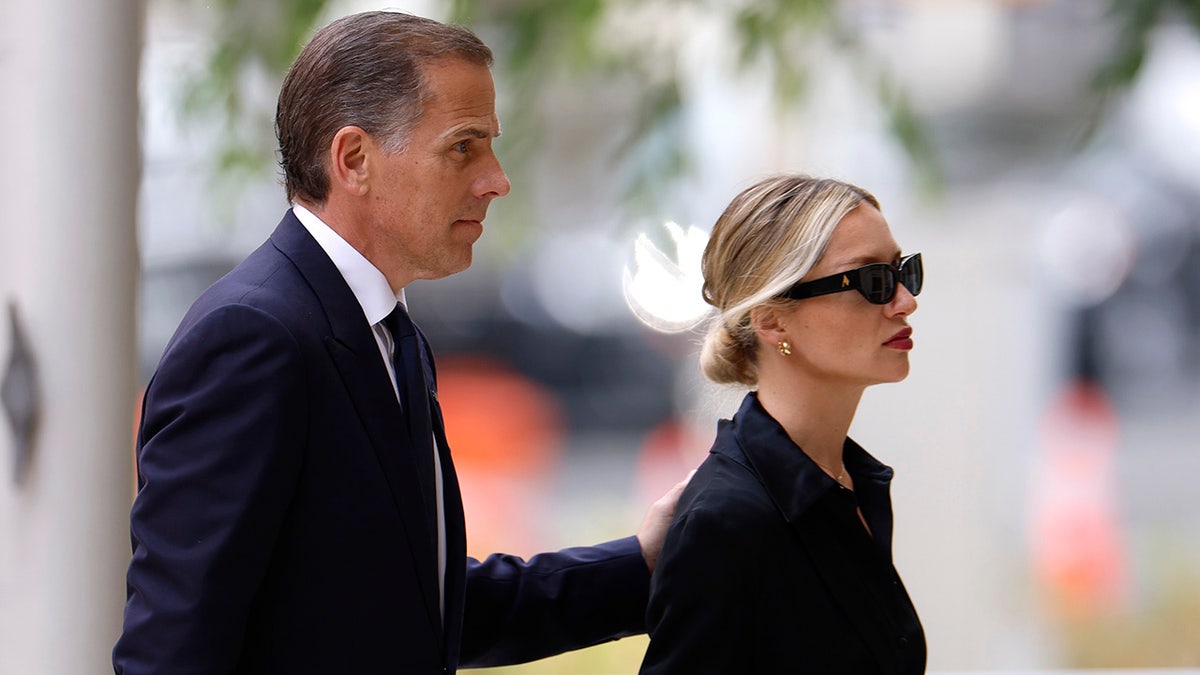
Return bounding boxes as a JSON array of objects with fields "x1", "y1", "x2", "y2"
[
  {"x1": 859, "y1": 265, "x2": 895, "y2": 304},
  {"x1": 900, "y1": 254, "x2": 923, "y2": 297}
]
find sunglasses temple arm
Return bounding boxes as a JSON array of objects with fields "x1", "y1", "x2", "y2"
[{"x1": 784, "y1": 272, "x2": 860, "y2": 300}]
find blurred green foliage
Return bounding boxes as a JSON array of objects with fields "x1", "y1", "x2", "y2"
[
  {"x1": 1094, "y1": 0, "x2": 1200, "y2": 91},
  {"x1": 1083, "y1": 0, "x2": 1200, "y2": 139},
  {"x1": 177, "y1": 0, "x2": 1200, "y2": 229},
  {"x1": 180, "y1": 0, "x2": 327, "y2": 191},
  {"x1": 451, "y1": 0, "x2": 942, "y2": 202}
]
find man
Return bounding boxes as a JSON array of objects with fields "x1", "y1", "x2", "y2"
[{"x1": 114, "y1": 11, "x2": 686, "y2": 674}]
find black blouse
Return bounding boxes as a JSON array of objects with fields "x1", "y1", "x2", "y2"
[{"x1": 640, "y1": 392, "x2": 925, "y2": 674}]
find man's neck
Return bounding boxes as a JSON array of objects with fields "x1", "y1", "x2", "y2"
[{"x1": 294, "y1": 197, "x2": 408, "y2": 294}]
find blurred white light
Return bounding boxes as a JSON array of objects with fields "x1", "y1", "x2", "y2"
[
  {"x1": 1038, "y1": 196, "x2": 1136, "y2": 306},
  {"x1": 1126, "y1": 25, "x2": 1200, "y2": 192},
  {"x1": 621, "y1": 221, "x2": 712, "y2": 333},
  {"x1": 529, "y1": 231, "x2": 629, "y2": 334},
  {"x1": 859, "y1": 0, "x2": 1007, "y2": 114}
]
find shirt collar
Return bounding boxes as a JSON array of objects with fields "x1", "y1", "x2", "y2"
[
  {"x1": 292, "y1": 203, "x2": 404, "y2": 325},
  {"x1": 729, "y1": 391, "x2": 894, "y2": 519}
]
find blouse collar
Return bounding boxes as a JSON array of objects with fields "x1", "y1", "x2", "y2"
[{"x1": 728, "y1": 391, "x2": 895, "y2": 527}]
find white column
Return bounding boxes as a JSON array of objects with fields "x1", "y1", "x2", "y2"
[{"x1": 0, "y1": 0, "x2": 142, "y2": 672}]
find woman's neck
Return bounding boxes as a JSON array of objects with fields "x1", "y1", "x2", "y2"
[{"x1": 755, "y1": 371, "x2": 864, "y2": 476}]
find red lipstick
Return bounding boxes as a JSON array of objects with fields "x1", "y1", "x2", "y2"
[{"x1": 884, "y1": 327, "x2": 913, "y2": 351}]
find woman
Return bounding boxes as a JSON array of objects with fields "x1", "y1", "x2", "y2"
[{"x1": 640, "y1": 175, "x2": 926, "y2": 674}]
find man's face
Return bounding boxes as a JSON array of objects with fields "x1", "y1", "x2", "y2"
[{"x1": 365, "y1": 58, "x2": 510, "y2": 285}]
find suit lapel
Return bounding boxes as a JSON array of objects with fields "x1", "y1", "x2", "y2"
[
  {"x1": 269, "y1": 211, "x2": 443, "y2": 637},
  {"x1": 418, "y1": 330, "x2": 468, "y2": 668}
]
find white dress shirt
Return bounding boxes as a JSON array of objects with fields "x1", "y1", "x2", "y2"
[{"x1": 293, "y1": 203, "x2": 447, "y2": 620}]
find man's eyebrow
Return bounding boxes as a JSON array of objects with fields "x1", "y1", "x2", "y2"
[{"x1": 449, "y1": 126, "x2": 501, "y2": 140}]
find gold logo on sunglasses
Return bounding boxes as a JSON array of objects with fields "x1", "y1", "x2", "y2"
[{"x1": 841, "y1": 275, "x2": 850, "y2": 287}]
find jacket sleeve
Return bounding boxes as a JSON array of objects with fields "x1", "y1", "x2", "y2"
[
  {"x1": 113, "y1": 304, "x2": 306, "y2": 674},
  {"x1": 459, "y1": 535, "x2": 651, "y2": 667},
  {"x1": 638, "y1": 507, "x2": 752, "y2": 675}
]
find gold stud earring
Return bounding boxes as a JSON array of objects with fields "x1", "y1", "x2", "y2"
[{"x1": 778, "y1": 340, "x2": 792, "y2": 356}]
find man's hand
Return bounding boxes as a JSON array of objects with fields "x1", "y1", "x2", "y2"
[{"x1": 636, "y1": 470, "x2": 695, "y2": 573}]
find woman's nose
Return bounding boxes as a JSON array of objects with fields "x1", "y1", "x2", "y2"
[{"x1": 887, "y1": 283, "x2": 918, "y2": 316}]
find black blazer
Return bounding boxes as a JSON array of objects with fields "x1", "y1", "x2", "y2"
[
  {"x1": 114, "y1": 211, "x2": 650, "y2": 674},
  {"x1": 640, "y1": 393, "x2": 925, "y2": 674}
]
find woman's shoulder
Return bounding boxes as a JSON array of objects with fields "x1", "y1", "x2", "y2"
[{"x1": 673, "y1": 451, "x2": 780, "y2": 538}]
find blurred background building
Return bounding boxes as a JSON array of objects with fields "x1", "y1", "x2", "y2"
[{"x1": 1, "y1": 0, "x2": 1198, "y2": 672}]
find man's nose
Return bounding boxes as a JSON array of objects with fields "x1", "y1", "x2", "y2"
[{"x1": 478, "y1": 154, "x2": 510, "y2": 199}]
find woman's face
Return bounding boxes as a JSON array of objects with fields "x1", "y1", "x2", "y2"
[{"x1": 774, "y1": 203, "x2": 918, "y2": 388}]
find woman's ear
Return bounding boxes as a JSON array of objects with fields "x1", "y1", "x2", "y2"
[
  {"x1": 749, "y1": 304, "x2": 789, "y2": 350},
  {"x1": 328, "y1": 126, "x2": 372, "y2": 197}
]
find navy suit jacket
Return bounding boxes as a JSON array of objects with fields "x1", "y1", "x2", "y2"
[{"x1": 114, "y1": 211, "x2": 650, "y2": 674}]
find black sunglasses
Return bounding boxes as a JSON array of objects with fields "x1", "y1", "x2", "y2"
[{"x1": 781, "y1": 252, "x2": 923, "y2": 305}]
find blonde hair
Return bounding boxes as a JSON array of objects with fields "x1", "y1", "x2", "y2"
[{"x1": 699, "y1": 175, "x2": 880, "y2": 386}]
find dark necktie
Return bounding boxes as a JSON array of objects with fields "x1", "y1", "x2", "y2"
[{"x1": 383, "y1": 303, "x2": 439, "y2": 547}]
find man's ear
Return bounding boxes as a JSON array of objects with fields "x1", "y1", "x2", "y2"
[
  {"x1": 328, "y1": 126, "x2": 372, "y2": 197},
  {"x1": 749, "y1": 304, "x2": 789, "y2": 348}
]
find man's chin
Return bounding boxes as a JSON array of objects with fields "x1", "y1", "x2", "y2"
[
  {"x1": 447, "y1": 255, "x2": 472, "y2": 277},
  {"x1": 420, "y1": 250, "x2": 473, "y2": 281}
]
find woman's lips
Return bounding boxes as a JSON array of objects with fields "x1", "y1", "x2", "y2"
[{"x1": 884, "y1": 327, "x2": 914, "y2": 350}]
